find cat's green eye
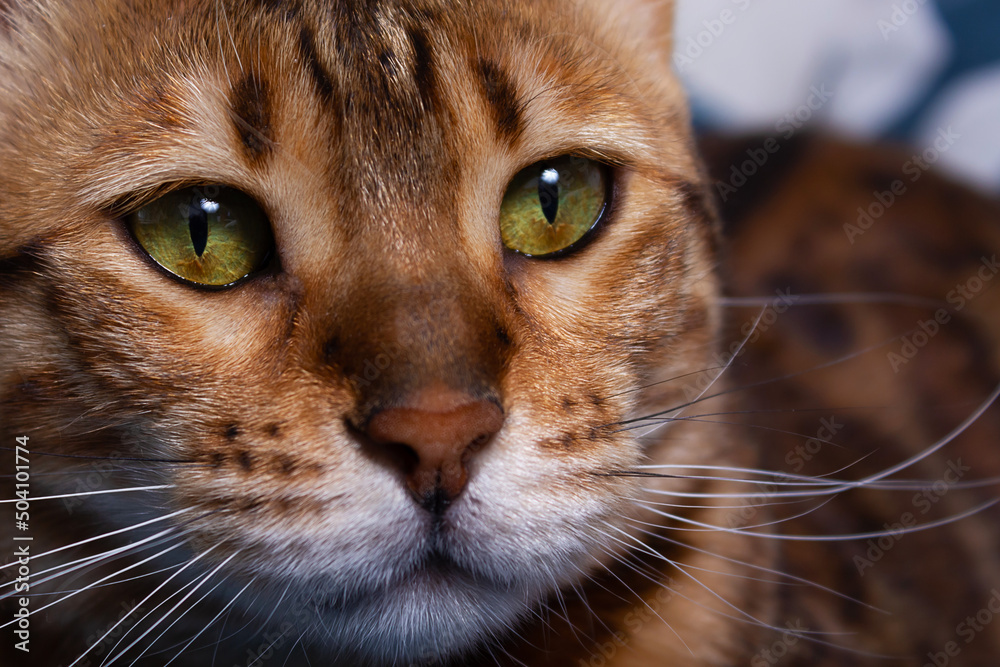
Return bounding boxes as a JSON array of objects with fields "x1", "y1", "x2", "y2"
[
  {"x1": 126, "y1": 186, "x2": 273, "y2": 287},
  {"x1": 499, "y1": 156, "x2": 608, "y2": 257}
]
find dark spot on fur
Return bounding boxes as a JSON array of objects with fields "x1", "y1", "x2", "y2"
[
  {"x1": 136, "y1": 82, "x2": 185, "y2": 130},
  {"x1": 538, "y1": 434, "x2": 577, "y2": 450},
  {"x1": 225, "y1": 424, "x2": 240, "y2": 440},
  {"x1": 14, "y1": 378, "x2": 43, "y2": 397},
  {"x1": 279, "y1": 280, "x2": 304, "y2": 344},
  {"x1": 408, "y1": 25, "x2": 437, "y2": 112},
  {"x1": 378, "y1": 49, "x2": 397, "y2": 76},
  {"x1": 494, "y1": 324, "x2": 512, "y2": 347},
  {"x1": 252, "y1": 0, "x2": 293, "y2": 11},
  {"x1": 323, "y1": 337, "x2": 339, "y2": 360},
  {"x1": 230, "y1": 73, "x2": 274, "y2": 164},
  {"x1": 277, "y1": 455, "x2": 296, "y2": 475},
  {"x1": 267, "y1": 423, "x2": 281, "y2": 437},
  {"x1": 240, "y1": 497, "x2": 265, "y2": 512},
  {"x1": 275, "y1": 496, "x2": 296, "y2": 513},
  {"x1": 202, "y1": 496, "x2": 234, "y2": 511},
  {"x1": 210, "y1": 452, "x2": 226, "y2": 468},
  {"x1": 475, "y1": 58, "x2": 522, "y2": 143},
  {"x1": 238, "y1": 451, "x2": 254, "y2": 471},
  {"x1": 561, "y1": 397, "x2": 577, "y2": 412},
  {"x1": 0, "y1": 10, "x2": 10, "y2": 35},
  {"x1": 335, "y1": 0, "x2": 383, "y2": 50},
  {"x1": 298, "y1": 25, "x2": 336, "y2": 103},
  {"x1": 254, "y1": 0, "x2": 300, "y2": 23},
  {"x1": 588, "y1": 393, "x2": 604, "y2": 407},
  {"x1": 788, "y1": 304, "x2": 854, "y2": 355},
  {"x1": 0, "y1": 240, "x2": 44, "y2": 284}
]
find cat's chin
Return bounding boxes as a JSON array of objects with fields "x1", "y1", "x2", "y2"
[{"x1": 279, "y1": 556, "x2": 540, "y2": 665}]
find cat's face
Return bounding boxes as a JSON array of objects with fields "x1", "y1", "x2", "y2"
[{"x1": 0, "y1": 0, "x2": 718, "y2": 661}]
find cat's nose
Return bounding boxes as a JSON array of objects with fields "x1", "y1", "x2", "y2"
[{"x1": 363, "y1": 385, "x2": 504, "y2": 512}]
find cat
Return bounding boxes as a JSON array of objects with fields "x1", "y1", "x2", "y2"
[{"x1": 1, "y1": 0, "x2": 999, "y2": 666}]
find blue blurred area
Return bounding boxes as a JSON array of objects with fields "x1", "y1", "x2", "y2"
[
  {"x1": 679, "y1": 0, "x2": 1000, "y2": 192},
  {"x1": 889, "y1": 0, "x2": 1000, "y2": 139}
]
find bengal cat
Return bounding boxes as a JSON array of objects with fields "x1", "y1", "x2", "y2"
[{"x1": 0, "y1": 0, "x2": 998, "y2": 665}]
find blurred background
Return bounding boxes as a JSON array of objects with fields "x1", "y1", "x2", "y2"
[{"x1": 673, "y1": 0, "x2": 1000, "y2": 195}]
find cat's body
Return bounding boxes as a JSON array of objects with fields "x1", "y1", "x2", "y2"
[{"x1": 0, "y1": 1, "x2": 998, "y2": 665}]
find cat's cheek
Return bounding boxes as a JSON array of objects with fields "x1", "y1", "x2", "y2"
[{"x1": 172, "y1": 441, "x2": 429, "y2": 581}]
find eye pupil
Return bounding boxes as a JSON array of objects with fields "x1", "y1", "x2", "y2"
[
  {"x1": 188, "y1": 202, "x2": 209, "y2": 257},
  {"x1": 499, "y1": 156, "x2": 607, "y2": 257},
  {"x1": 127, "y1": 186, "x2": 273, "y2": 287},
  {"x1": 538, "y1": 165, "x2": 560, "y2": 225}
]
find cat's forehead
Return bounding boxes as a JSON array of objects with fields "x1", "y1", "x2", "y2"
[{"x1": 0, "y1": 0, "x2": 687, "y2": 244}]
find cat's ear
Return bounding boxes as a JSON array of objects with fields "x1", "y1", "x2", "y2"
[{"x1": 578, "y1": 0, "x2": 675, "y2": 61}]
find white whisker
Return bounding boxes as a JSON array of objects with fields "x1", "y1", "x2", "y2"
[
  {"x1": 161, "y1": 578, "x2": 255, "y2": 667},
  {"x1": 0, "y1": 485, "x2": 172, "y2": 504},
  {"x1": 65, "y1": 544, "x2": 222, "y2": 667},
  {"x1": 0, "y1": 525, "x2": 184, "y2": 599},
  {"x1": 0, "y1": 506, "x2": 194, "y2": 569},
  {"x1": 629, "y1": 499, "x2": 999, "y2": 541}
]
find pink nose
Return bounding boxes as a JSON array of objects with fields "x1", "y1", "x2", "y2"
[{"x1": 364, "y1": 385, "x2": 504, "y2": 510}]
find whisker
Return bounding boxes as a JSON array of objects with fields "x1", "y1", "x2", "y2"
[
  {"x1": 589, "y1": 541, "x2": 693, "y2": 655},
  {"x1": 854, "y1": 380, "x2": 1000, "y2": 485},
  {"x1": 606, "y1": 364, "x2": 729, "y2": 400},
  {"x1": 160, "y1": 579, "x2": 255, "y2": 667},
  {"x1": 650, "y1": 307, "x2": 769, "y2": 428},
  {"x1": 632, "y1": 495, "x2": 838, "y2": 534},
  {"x1": 595, "y1": 527, "x2": 814, "y2": 645},
  {"x1": 65, "y1": 544, "x2": 223, "y2": 667},
  {"x1": 0, "y1": 485, "x2": 172, "y2": 504},
  {"x1": 718, "y1": 291, "x2": 950, "y2": 310},
  {"x1": 39, "y1": 560, "x2": 188, "y2": 598},
  {"x1": 0, "y1": 525, "x2": 184, "y2": 599},
  {"x1": 1, "y1": 540, "x2": 188, "y2": 631},
  {"x1": 629, "y1": 498, "x2": 999, "y2": 541},
  {"x1": 598, "y1": 522, "x2": 876, "y2": 654},
  {"x1": 615, "y1": 330, "x2": 931, "y2": 428},
  {"x1": 0, "y1": 446, "x2": 198, "y2": 465},
  {"x1": 617, "y1": 413, "x2": 855, "y2": 457},
  {"x1": 124, "y1": 565, "x2": 236, "y2": 666},
  {"x1": 623, "y1": 519, "x2": 885, "y2": 612},
  {"x1": 0, "y1": 506, "x2": 195, "y2": 569}
]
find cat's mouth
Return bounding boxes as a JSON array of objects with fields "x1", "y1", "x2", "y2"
[{"x1": 290, "y1": 534, "x2": 535, "y2": 663}]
